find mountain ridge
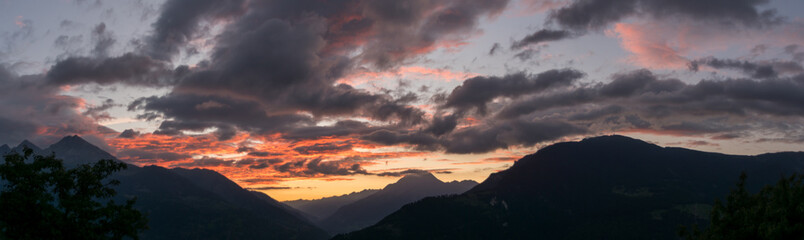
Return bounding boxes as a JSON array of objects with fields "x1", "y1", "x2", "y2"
[
  {"x1": 284, "y1": 189, "x2": 381, "y2": 221},
  {"x1": 2, "y1": 135, "x2": 330, "y2": 240},
  {"x1": 320, "y1": 171, "x2": 478, "y2": 235},
  {"x1": 334, "y1": 135, "x2": 804, "y2": 240}
]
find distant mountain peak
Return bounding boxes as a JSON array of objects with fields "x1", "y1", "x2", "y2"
[
  {"x1": 52, "y1": 135, "x2": 93, "y2": 147},
  {"x1": 44, "y1": 135, "x2": 119, "y2": 166},
  {"x1": 0, "y1": 144, "x2": 10, "y2": 154},
  {"x1": 396, "y1": 171, "x2": 441, "y2": 185},
  {"x1": 13, "y1": 140, "x2": 41, "y2": 152}
]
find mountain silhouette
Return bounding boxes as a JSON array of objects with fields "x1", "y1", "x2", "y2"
[
  {"x1": 320, "y1": 172, "x2": 477, "y2": 235},
  {"x1": 333, "y1": 135, "x2": 804, "y2": 240},
  {"x1": 42, "y1": 135, "x2": 119, "y2": 167},
  {"x1": 2, "y1": 135, "x2": 329, "y2": 240},
  {"x1": 0, "y1": 144, "x2": 10, "y2": 155},
  {"x1": 284, "y1": 189, "x2": 380, "y2": 221},
  {"x1": 10, "y1": 140, "x2": 42, "y2": 154}
]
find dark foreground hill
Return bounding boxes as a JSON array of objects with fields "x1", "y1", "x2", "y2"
[
  {"x1": 319, "y1": 173, "x2": 477, "y2": 234},
  {"x1": 1, "y1": 136, "x2": 329, "y2": 240},
  {"x1": 334, "y1": 135, "x2": 804, "y2": 240}
]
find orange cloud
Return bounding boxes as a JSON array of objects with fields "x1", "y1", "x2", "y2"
[
  {"x1": 338, "y1": 65, "x2": 480, "y2": 85},
  {"x1": 610, "y1": 22, "x2": 690, "y2": 69}
]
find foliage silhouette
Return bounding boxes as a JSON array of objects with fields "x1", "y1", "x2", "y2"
[
  {"x1": 0, "y1": 147, "x2": 147, "y2": 239},
  {"x1": 680, "y1": 172, "x2": 804, "y2": 240}
]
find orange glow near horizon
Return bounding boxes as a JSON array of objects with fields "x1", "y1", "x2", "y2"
[{"x1": 106, "y1": 130, "x2": 521, "y2": 201}]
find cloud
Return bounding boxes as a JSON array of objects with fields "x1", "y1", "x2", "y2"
[
  {"x1": 489, "y1": 43, "x2": 502, "y2": 55},
  {"x1": 441, "y1": 119, "x2": 587, "y2": 153},
  {"x1": 424, "y1": 114, "x2": 459, "y2": 136},
  {"x1": 513, "y1": 0, "x2": 792, "y2": 70},
  {"x1": 117, "y1": 129, "x2": 140, "y2": 139},
  {"x1": 375, "y1": 169, "x2": 431, "y2": 177},
  {"x1": 273, "y1": 158, "x2": 369, "y2": 177},
  {"x1": 362, "y1": 130, "x2": 440, "y2": 151},
  {"x1": 549, "y1": 0, "x2": 780, "y2": 31},
  {"x1": 117, "y1": 148, "x2": 193, "y2": 163},
  {"x1": 82, "y1": 99, "x2": 118, "y2": 122},
  {"x1": 46, "y1": 53, "x2": 178, "y2": 87},
  {"x1": 143, "y1": 0, "x2": 246, "y2": 61},
  {"x1": 610, "y1": 22, "x2": 690, "y2": 69},
  {"x1": 689, "y1": 57, "x2": 804, "y2": 78},
  {"x1": 357, "y1": 0, "x2": 510, "y2": 68},
  {"x1": 293, "y1": 142, "x2": 354, "y2": 155},
  {"x1": 91, "y1": 23, "x2": 115, "y2": 57},
  {"x1": 305, "y1": 158, "x2": 369, "y2": 176},
  {"x1": 511, "y1": 29, "x2": 573, "y2": 49},
  {"x1": 0, "y1": 65, "x2": 109, "y2": 146},
  {"x1": 443, "y1": 69, "x2": 584, "y2": 114},
  {"x1": 247, "y1": 186, "x2": 292, "y2": 190},
  {"x1": 172, "y1": 156, "x2": 235, "y2": 168}
]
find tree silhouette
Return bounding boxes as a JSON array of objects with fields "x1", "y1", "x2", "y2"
[
  {"x1": 680, "y1": 172, "x2": 804, "y2": 240},
  {"x1": 0, "y1": 147, "x2": 148, "y2": 239}
]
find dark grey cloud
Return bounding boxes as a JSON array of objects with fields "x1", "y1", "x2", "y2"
[
  {"x1": 273, "y1": 157, "x2": 369, "y2": 177},
  {"x1": 247, "y1": 151, "x2": 282, "y2": 157},
  {"x1": 362, "y1": 119, "x2": 586, "y2": 154},
  {"x1": 0, "y1": 65, "x2": 105, "y2": 146},
  {"x1": 625, "y1": 114, "x2": 651, "y2": 128},
  {"x1": 305, "y1": 158, "x2": 369, "y2": 176},
  {"x1": 499, "y1": 69, "x2": 804, "y2": 120},
  {"x1": 358, "y1": 0, "x2": 510, "y2": 68},
  {"x1": 282, "y1": 120, "x2": 375, "y2": 140},
  {"x1": 117, "y1": 148, "x2": 193, "y2": 163},
  {"x1": 462, "y1": 68, "x2": 804, "y2": 144},
  {"x1": 784, "y1": 44, "x2": 804, "y2": 62},
  {"x1": 46, "y1": 53, "x2": 178, "y2": 87},
  {"x1": 248, "y1": 186, "x2": 292, "y2": 190},
  {"x1": 53, "y1": 35, "x2": 84, "y2": 54},
  {"x1": 441, "y1": 119, "x2": 587, "y2": 154},
  {"x1": 443, "y1": 69, "x2": 584, "y2": 114},
  {"x1": 294, "y1": 143, "x2": 353, "y2": 155},
  {"x1": 172, "y1": 156, "x2": 235, "y2": 168},
  {"x1": 599, "y1": 69, "x2": 685, "y2": 97},
  {"x1": 489, "y1": 43, "x2": 501, "y2": 55},
  {"x1": 130, "y1": 94, "x2": 314, "y2": 139},
  {"x1": 82, "y1": 99, "x2": 118, "y2": 122},
  {"x1": 362, "y1": 130, "x2": 440, "y2": 151},
  {"x1": 660, "y1": 120, "x2": 748, "y2": 135},
  {"x1": 511, "y1": 29, "x2": 572, "y2": 49},
  {"x1": 689, "y1": 57, "x2": 804, "y2": 79},
  {"x1": 117, "y1": 129, "x2": 141, "y2": 139},
  {"x1": 232, "y1": 158, "x2": 283, "y2": 169},
  {"x1": 425, "y1": 114, "x2": 459, "y2": 136},
  {"x1": 144, "y1": 0, "x2": 246, "y2": 61},
  {"x1": 91, "y1": 23, "x2": 115, "y2": 57},
  {"x1": 513, "y1": 49, "x2": 538, "y2": 61},
  {"x1": 549, "y1": 0, "x2": 780, "y2": 32},
  {"x1": 376, "y1": 169, "x2": 431, "y2": 177},
  {"x1": 568, "y1": 105, "x2": 624, "y2": 121}
]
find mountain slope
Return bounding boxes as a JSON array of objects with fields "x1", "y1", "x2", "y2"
[
  {"x1": 6, "y1": 135, "x2": 329, "y2": 240},
  {"x1": 10, "y1": 140, "x2": 42, "y2": 154},
  {"x1": 334, "y1": 135, "x2": 804, "y2": 240},
  {"x1": 284, "y1": 189, "x2": 380, "y2": 221},
  {"x1": 169, "y1": 167, "x2": 325, "y2": 235},
  {"x1": 115, "y1": 166, "x2": 328, "y2": 240},
  {"x1": 43, "y1": 135, "x2": 119, "y2": 167},
  {"x1": 320, "y1": 172, "x2": 477, "y2": 235},
  {"x1": 0, "y1": 144, "x2": 10, "y2": 155}
]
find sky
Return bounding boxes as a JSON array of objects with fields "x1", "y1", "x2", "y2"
[{"x1": 1, "y1": 0, "x2": 803, "y2": 201}]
